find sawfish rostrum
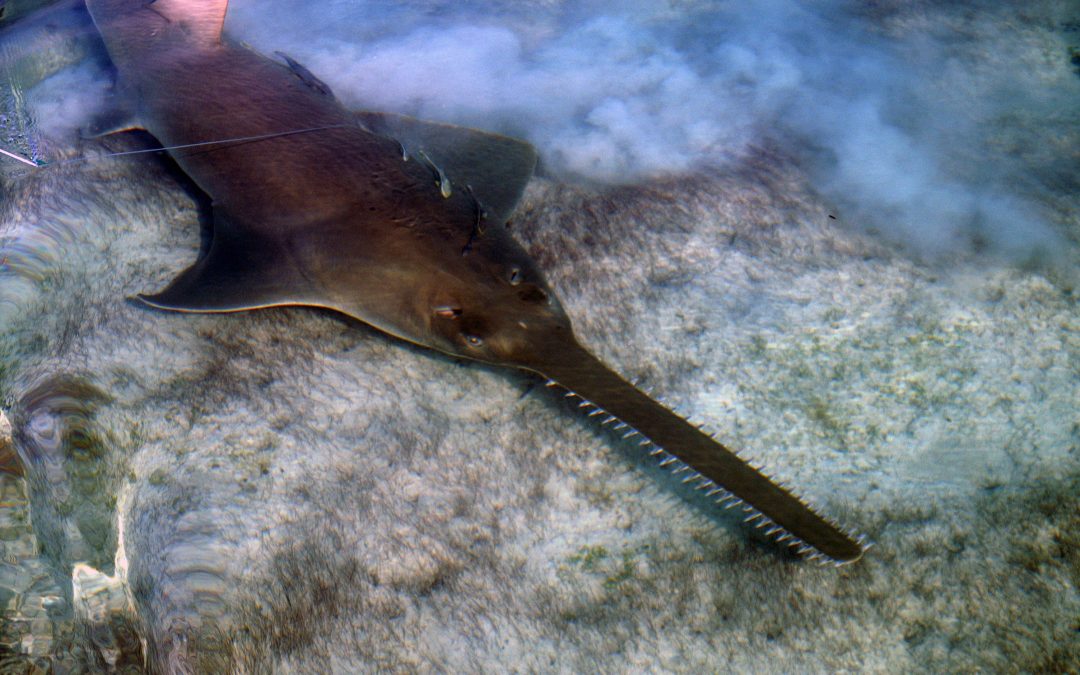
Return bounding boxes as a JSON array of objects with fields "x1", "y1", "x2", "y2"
[{"x1": 85, "y1": 0, "x2": 864, "y2": 563}]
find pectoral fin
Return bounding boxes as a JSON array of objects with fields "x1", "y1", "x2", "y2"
[
  {"x1": 82, "y1": 88, "x2": 142, "y2": 138},
  {"x1": 82, "y1": 108, "x2": 141, "y2": 138},
  {"x1": 355, "y1": 111, "x2": 538, "y2": 224},
  {"x1": 138, "y1": 207, "x2": 317, "y2": 313}
]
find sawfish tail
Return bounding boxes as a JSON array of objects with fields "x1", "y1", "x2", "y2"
[{"x1": 523, "y1": 335, "x2": 866, "y2": 565}]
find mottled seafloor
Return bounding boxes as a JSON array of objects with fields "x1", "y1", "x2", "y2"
[{"x1": 1, "y1": 1, "x2": 1078, "y2": 673}]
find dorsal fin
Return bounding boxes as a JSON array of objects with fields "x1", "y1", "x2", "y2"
[{"x1": 150, "y1": 0, "x2": 228, "y2": 46}]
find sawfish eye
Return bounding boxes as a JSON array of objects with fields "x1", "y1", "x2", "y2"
[
  {"x1": 434, "y1": 306, "x2": 462, "y2": 319},
  {"x1": 509, "y1": 267, "x2": 522, "y2": 285},
  {"x1": 464, "y1": 334, "x2": 484, "y2": 347}
]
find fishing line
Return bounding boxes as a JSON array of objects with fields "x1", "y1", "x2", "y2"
[
  {"x1": 0, "y1": 147, "x2": 38, "y2": 167},
  {"x1": 0, "y1": 123, "x2": 355, "y2": 169}
]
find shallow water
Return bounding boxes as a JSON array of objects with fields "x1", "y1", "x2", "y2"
[{"x1": 0, "y1": 1, "x2": 1077, "y2": 672}]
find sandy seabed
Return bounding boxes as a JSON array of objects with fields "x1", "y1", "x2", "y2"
[{"x1": 1, "y1": 1, "x2": 1078, "y2": 672}]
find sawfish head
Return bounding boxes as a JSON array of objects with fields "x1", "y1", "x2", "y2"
[
  {"x1": 416, "y1": 245, "x2": 577, "y2": 369},
  {"x1": 347, "y1": 111, "x2": 581, "y2": 367},
  {"x1": 411, "y1": 227, "x2": 866, "y2": 564}
]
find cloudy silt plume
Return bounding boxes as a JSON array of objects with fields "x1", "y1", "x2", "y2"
[{"x1": 26, "y1": 0, "x2": 1079, "y2": 262}]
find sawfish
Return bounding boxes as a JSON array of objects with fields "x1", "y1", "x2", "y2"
[{"x1": 83, "y1": 0, "x2": 865, "y2": 563}]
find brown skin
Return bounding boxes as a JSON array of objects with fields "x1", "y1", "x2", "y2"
[{"x1": 86, "y1": 0, "x2": 864, "y2": 563}]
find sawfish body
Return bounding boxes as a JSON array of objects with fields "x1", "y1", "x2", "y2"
[{"x1": 85, "y1": 0, "x2": 864, "y2": 563}]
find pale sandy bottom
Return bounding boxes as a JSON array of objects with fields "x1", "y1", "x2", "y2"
[{"x1": 0, "y1": 2, "x2": 1078, "y2": 673}]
